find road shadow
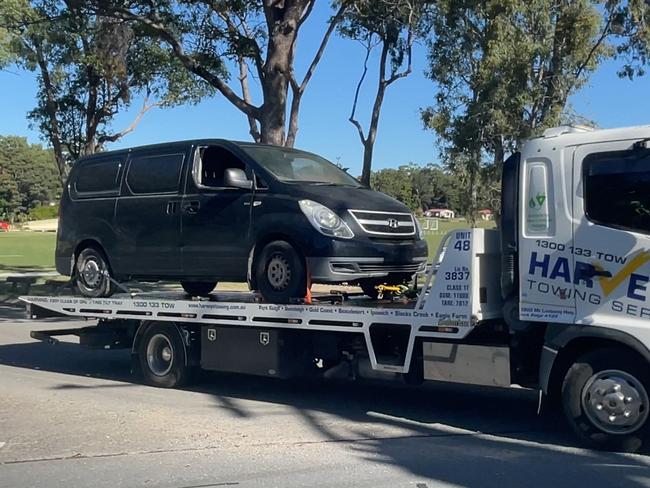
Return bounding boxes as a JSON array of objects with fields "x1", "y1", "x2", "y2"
[{"x1": 0, "y1": 329, "x2": 648, "y2": 487}]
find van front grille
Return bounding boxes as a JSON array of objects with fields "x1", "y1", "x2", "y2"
[
  {"x1": 348, "y1": 210, "x2": 416, "y2": 237},
  {"x1": 357, "y1": 263, "x2": 424, "y2": 273}
]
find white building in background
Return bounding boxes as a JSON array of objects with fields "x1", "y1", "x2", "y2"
[{"x1": 425, "y1": 208, "x2": 455, "y2": 219}]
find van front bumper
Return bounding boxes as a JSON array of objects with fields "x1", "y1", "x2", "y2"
[{"x1": 305, "y1": 238, "x2": 428, "y2": 282}]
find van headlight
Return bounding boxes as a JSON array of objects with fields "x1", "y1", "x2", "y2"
[{"x1": 299, "y1": 200, "x2": 354, "y2": 239}]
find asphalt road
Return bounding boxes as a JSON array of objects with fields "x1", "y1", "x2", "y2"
[{"x1": 1, "y1": 305, "x2": 649, "y2": 488}]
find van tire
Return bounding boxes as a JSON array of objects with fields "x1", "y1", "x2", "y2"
[
  {"x1": 138, "y1": 322, "x2": 191, "y2": 388},
  {"x1": 181, "y1": 281, "x2": 217, "y2": 297},
  {"x1": 255, "y1": 240, "x2": 306, "y2": 303},
  {"x1": 561, "y1": 348, "x2": 650, "y2": 452},
  {"x1": 75, "y1": 246, "x2": 116, "y2": 298}
]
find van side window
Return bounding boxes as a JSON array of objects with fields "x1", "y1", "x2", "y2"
[
  {"x1": 75, "y1": 160, "x2": 122, "y2": 195},
  {"x1": 194, "y1": 146, "x2": 246, "y2": 188},
  {"x1": 127, "y1": 153, "x2": 184, "y2": 194},
  {"x1": 584, "y1": 150, "x2": 650, "y2": 234}
]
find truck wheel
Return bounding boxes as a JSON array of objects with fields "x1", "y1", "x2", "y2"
[
  {"x1": 181, "y1": 281, "x2": 217, "y2": 297},
  {"x1": 562, "y1": 348, "x2": 650, "y2": 452},
  {"x1": 255, "y1": 240, "x2": 306, "y2": 303},
  {"x1": 138, "y1": 323, "x2": 191, "y2": 388},
  {"x1": 75, "y1": 246, "x2": 116, "y2": 298}
]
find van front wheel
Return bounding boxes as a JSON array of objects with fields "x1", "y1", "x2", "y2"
[
  {"x1": 181, "y1": 281, "x2": 217, "y2": 297},
  {"x1": 75, "y1": 247, "x2": 115, "y2": 298},
  {"x1": 255, "y1": 240, "x2": 306, "y2": 303}
]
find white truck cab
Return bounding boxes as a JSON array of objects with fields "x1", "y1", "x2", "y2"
[{"x1": 502, "y1": 124, "x2": 650, "y2": 451}]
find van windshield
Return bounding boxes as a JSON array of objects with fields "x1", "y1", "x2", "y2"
[{"x1": 241, "y1": 146, "x2": 361, "y2": 187}]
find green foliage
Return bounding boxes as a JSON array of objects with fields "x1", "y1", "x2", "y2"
[
  {"x1": 422, "y1": 0, "x2": 650, "y2": 221},
  {"x1": 370, "y1": 163, "x2": 474, "y2": 213},
  {"x1": 2, "y1": 0, "x2": 210, "y2": 180},
  {"x1": 0, "y1": 136, "x2": 60, "y2": 222},
  {"x1": 27, "y1": 204, "x2": 58, "y2": 221},
  {"x1": 0, "y1": 172, "x2": 21, "y2": 223}
]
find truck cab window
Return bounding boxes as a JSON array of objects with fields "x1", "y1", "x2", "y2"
[
  {"x1": 195, "y1": 146, "x2": 246, "y2": 188},
  {"x1": 584, "y1": 150, "x2": 650, "y2": 234}
]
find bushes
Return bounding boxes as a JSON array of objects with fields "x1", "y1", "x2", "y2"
[{"x1": 27, "y1": 204, "x2": 59, "y2": 221}]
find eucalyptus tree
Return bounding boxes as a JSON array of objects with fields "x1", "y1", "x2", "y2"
[
  {"x1": 340, "y1": 0, "x2": 433, "y2": 186},
  {"x1": 3, "y1": 0, "x2": 205, "y2": 182},
  {"x1": 90, "y1": 0, "x2": 350, "y2": 147},
  {"x1": 422, "y1": 0, "x2": 650, "y2": 222}
]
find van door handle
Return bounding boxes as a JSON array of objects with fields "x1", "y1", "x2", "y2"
[{"x1": 183, "y1": 201, "x2": 200, "y2": 215}]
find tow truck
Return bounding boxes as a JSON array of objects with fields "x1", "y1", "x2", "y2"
[{"x1": 20, "y1": 124, "x2": 650, "y2": 453}]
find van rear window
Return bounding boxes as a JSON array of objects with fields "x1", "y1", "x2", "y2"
[
  {"x1": 74, "y1": 160, "x2": 122, "y2": 194},
  {"x1": 127, "y1": 153, "x2": 184, "y2": 194}
]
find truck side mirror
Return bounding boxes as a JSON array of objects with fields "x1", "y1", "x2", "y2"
[{"x1": 224, "y1": 168, "x2": 253, "y2": 190}]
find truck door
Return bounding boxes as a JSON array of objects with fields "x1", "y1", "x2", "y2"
[
  {"x1": 518, "y1": 146, "x2": 576, "y2": 323},
  {"x1": 572, "y1": 140, "x2": 650, "y2": 328},
  {"x1": 181, "y1": 145, "x2": 253, "y2": 280}
]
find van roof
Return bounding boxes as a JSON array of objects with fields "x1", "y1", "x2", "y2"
[{"x1": 74, "y1": 139, "x2": 316, "y2": 164}]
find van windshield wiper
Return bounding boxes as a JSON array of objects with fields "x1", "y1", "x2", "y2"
[{"x1": 282, "y1": 180, "x2": 361, "y2": 188}]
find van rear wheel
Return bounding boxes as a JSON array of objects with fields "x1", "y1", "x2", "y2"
[
  {"x1": 75, "y1": 247, "x2": 115, "y2": 298},
  {"x1": 255, "y1": 240, "x2": 306, "y2": 303},
  {"x1": 181, "y1": 281, "x2": 217, "y2": 297}
]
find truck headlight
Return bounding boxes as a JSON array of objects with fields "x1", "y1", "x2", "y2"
[{"x1": 299, "y1": 200, "x2": 354, "y2": 239}]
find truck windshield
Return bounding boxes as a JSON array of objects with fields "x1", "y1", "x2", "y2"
[{"x1": 241, "y1": 146, "x2": 361, "y2": 187}]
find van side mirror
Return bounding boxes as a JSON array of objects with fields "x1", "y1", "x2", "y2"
[{"x1": 224, "y1": 168, "x2": 252, "y2": 190}]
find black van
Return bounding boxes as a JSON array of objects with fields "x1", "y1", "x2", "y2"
[{"x1": 56, "y1": 140, "x2": 428, "y2": 302}]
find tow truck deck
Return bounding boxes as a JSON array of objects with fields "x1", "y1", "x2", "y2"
[{"x1": 21, "y1": 228, "x2": 509, "y2": 385}]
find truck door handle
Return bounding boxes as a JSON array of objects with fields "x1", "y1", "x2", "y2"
[
  {"x1": 592, "y1": 269, "x2": 612, "y2": 278},
  {"x1": 576, "y1": 265, "x2": 612, "y2": 280},
  {"x1": 183, "y1": 201, "x2": 200, "y2": 214},
  {"x1": 166, "y1": 201, "x2": 179, "y2": 215}
]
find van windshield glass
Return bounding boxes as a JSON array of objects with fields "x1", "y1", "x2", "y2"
[{"x1": 241, "y1": 146, "x2": 361, "y2": 187}]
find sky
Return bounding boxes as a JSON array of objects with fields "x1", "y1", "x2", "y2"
[{"x1": 0, "y1": 3, "x2": 649, "y2": 176}]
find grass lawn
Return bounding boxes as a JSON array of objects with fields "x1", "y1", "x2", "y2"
[
  {"x1": 422, "y1": 218, "x2": 495, "y2": 257},
  {"x1": 0, "y1": 231, "x2": 57, "y2": 273},
  {"x1": 0, "y1": 219, "x2": 496, "y2": 274}
]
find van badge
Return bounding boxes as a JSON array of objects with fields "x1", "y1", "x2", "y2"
[
  {"x1": 387, "y1": 218, "x2": 399, "y2": 229},
  {"x1": 260, "y1": 332, "x2": 270, "y2": 346},
  {"x1": 207, "y1": 328, "x2": 216, "y2": 341}
]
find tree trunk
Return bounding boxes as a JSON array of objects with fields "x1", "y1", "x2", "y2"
[
  {"x1": 33, "y1": 42, "x2": 68, "y2": 184},
  {"x1": 259, "y1": 2, "x2": 304, "y2": 146},
  {"x1": 360, "y1": 42, "x2": 390, "y2": 187}
]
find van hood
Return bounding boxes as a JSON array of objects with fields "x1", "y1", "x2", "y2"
[{"x1": 288, "y1": 184, "x2": 411, "y2": 214}]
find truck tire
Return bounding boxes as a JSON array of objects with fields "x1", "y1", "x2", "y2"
[
  {"x1": 75, "y1": 246, "x2": 116, "y2": 298},
  {"x1": 255, "y1": 240, "x2": 306, "y2": 303},
  {"x1": 561, "y1": 348, "x2": 650, "y2": 452},
  {"x1": 138, "y1": 323, "x2": 191, "y2": 388},
  {"x1": 181, "y1": 281, "x2": 217, "y2": 297}
]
